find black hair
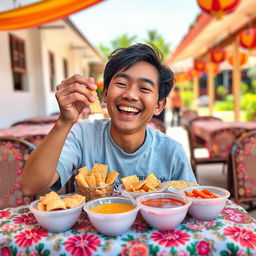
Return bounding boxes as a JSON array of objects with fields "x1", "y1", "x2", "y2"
[{"x1": 103, "y1": 43, "x2": 174, "y2": 101}]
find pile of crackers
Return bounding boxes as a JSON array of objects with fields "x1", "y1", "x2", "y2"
[
  {"x1": 75, "y1": 163, "x2": 119, "y2": 199},
  {"x1": 121, "y1": 173, "x2": 161, "y2": 193},
  {"x1": 36, "y1": 191, "x2": 85, "y2": 211}
]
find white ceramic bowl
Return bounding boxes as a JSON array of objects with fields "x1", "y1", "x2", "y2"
[
  {"x1": 29, "y1": 194, "x2": 85, "y2": 232},
  {"x1": 136, "y1": 192, "x2": 191, "y2": 230},
  {"x1": 180, "y1": 185, "x2": 230, "y2": 220},
  {"x1": 83, "y1": 197, "x2": 140, "y2": 236},
  {"x1": 118, "y1": 184, "x2": 165, "y2": 199}
]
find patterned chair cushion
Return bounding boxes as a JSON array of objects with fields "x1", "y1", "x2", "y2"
[
  {"x1": 232, "y1": 131, "x2": 256, "y2": 202},
  {"x1": 0, "y1": 137, "x2": 34, "y2": 209}
]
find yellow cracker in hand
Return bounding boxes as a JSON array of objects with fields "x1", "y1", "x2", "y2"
[
  {"x1": 144, "y1": 173, "x2": 161, "y2": 188},
  {"x1": 46, "y1": 199, "x2": 66, "y2": 211},
  {"x1": 75, "y1": 173, "x2": 89, "y2": 187},
  {"x1": 78, "y1": 166, "x2": 89, "y2": 178},
  {"x1": 89, "y1": 90, "x2": 103, "y2": 114},
  {"x1": 106, "y1": 170, "x2": 119, "y2": 184},
  {"x1": 91, "y1": 163, "x2": 108, "y2": 182}
]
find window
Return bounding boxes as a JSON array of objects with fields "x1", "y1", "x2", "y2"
[
  {"x1": 49, "y1": 51, "x2": 55, "y2": 91},
  {"x1": 9, "y1": 34, "x2": 27, "y2": 91},
  {"x1": 63, "y1": 58, "x2": 68, "y2": 79}
]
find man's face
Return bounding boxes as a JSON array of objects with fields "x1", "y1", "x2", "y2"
[{"x1": 103, "y1": 61, "x2": 164, "y2": 134}]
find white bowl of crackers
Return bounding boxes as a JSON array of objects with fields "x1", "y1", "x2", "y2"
[
  {"x1": 118, "y1": 173, "x2": 165, "y2": 199},
  {"x1": 75, "y1": 163, "x2": 119, "y2": 200},
  {"x1": 29, "y1": 192, "x2": 86, "y2": 232}
]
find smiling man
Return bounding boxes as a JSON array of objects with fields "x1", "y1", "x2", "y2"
[{"x1": 20, "y1": 43, "x2": 196, "y2": 195}]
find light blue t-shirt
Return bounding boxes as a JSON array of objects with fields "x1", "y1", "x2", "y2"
[{"x1": 54, "y1": 119, "x2": 196, "y2": 190}]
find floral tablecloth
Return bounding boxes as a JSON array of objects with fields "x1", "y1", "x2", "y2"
[{"x1": 0, "y1": 200, "x2": 256, "y2": 256}]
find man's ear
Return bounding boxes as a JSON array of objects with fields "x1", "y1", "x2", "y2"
[
  {"x1": 103, "y1": 88, "x2": 107, "y2": 103},
  {"x1": 153, "y1": 98, "x2": 166, "y2": 116}
]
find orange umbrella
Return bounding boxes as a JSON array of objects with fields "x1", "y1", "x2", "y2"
[
  {"x1": 197, "y1": 0, "x2": 241, "y2": 19},
  {"x1": 0, "y1": 0, "x2": 104, "y2": 30}
]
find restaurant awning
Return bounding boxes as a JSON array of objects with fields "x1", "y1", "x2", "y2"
[
  {"x1": 0, "y1": 0, "x2": 104, "y2": 30},
  {"x1": 167, "y1": 0, "x2": 256, "y2": 120}
]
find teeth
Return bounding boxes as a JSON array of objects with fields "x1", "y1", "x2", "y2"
[{"x1": 119, "y1": 106, "x2": 139, "y2": 113}]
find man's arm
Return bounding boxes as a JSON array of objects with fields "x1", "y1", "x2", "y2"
[{"x1": 19, "y1": 75, "x2": 97, "y2": 196}]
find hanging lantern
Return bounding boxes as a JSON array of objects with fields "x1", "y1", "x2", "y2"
[
  {"x1": 188, "y1": 68, "x2": 202, "y2": 79},
  {"x1": 238, "y1": 28, "x2": 256, "y2": 50},
  {"x1": 210, "y1": 48, "x2": 226, "y2": 64},
  {"x1": 194, "y1": 59, "x2": 206, "y2": 72},
  {"x1": 228, "y1": 53, "x2": 248, "y2": 66},
  {"x1": 197, "y1": 0, "x2": 241, "y2": 19}
]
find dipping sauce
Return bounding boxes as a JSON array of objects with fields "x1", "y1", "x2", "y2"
[
  {"x1": 142, "y1": 198, "x2": 185, "y2": 208},
  {"x1": 91, "y1": 203, "x2": 135, "y2": 214}
]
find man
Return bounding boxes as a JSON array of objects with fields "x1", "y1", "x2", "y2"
[{"x1": 20, "y1": 43, "x2": 196, "y2": 195}]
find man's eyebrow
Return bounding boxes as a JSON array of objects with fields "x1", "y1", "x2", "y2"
[{"x1": 114, "y1": 73, "x2": 155, "y2": 87}]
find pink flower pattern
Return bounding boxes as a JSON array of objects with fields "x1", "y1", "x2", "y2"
[
  {"x1": 196, "y1": 241, "x2": 210, "y2": 255},
  {"x1": 14, "y1": 228, "x2": 48, "y2": 247},
  {"x1": 224, "y1": 226, "x2": 256, "y2": 249},
  {"x1": 64, "y1": 234, "x2": 100, "y2": 256},
  {"x1": 151, "y1": 230, "x2": 190, "y2": 247},
  {"x1": 13, "y1": 213, "x2": 38, "y2": 225}
]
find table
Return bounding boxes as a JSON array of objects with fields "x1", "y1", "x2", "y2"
[
  {"x1": 192, "y1": 120, "x2": 256, "y2": 142},
  {"x1": 0, "y1": 124, "x2": 54, "y2": 138},
  {"x1": 0, "y1": 200, "x2": 255, "y2": 255}
]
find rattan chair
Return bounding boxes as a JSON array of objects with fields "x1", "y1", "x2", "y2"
[
  {"x1": 230, "y1": 130, "x2": 256, "y2": 210},
  {"x1": 0, "y1": 136, "x2": 35, "y2": 209}
]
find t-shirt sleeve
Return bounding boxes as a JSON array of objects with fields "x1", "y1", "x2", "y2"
[{"x1": 52, "y1": 122, "x2": 83, "y2": 190}]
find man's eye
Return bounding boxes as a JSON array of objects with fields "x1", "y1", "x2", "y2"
[
  {"x1": 141, "y1": 87, "x2": 151, "y2": 92},
  {"x1": 116, "y1": 82, "x2": 126, "y2": 86}
]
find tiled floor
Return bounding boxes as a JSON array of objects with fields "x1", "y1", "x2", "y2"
[{"x1": 164, "y1": 115, "x2": 256, "y2": 219}]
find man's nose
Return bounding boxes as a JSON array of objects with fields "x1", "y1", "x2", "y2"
[{"x1": 122, "y1": 85, "x2": 139, "y2": 100}]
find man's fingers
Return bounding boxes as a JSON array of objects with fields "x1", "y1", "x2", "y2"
[
  {"x1": 58, "y1": 92, "x2": 91, "y2": 107},
  {"x1": 56, "y1": 83, "x2": 95, "y2": 103},
  {"x1": 59, "y1": 74, "x2": 97, "y2": 90}
]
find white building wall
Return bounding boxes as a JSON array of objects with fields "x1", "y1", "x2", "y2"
[{"x1": 0, "y1": 28, "x2": 45, "y2": 128}]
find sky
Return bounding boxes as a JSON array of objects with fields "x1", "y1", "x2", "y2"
[{"x1": 69, "y1": 0, "x2": 201, "y2": 50}]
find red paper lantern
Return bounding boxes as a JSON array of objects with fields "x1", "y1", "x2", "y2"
[
  {"x1": 228, "y1": 53, "x2": 248, "y2": 66},
  {"x1": 194, "y1": 59, "x2": 206, "y2": 72},
  {"x1": 188, "y1": 68, "x2": 202, "y2": 79},
  {"x1": 238, "y1": 28, "x2": 256, "y2": 50},
  {"x1": 210, "y1": 48, "x2": 226, "y2": 63},
  {"x1": 197, "y1": 0, "x2": 241, "y2": 19}
]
